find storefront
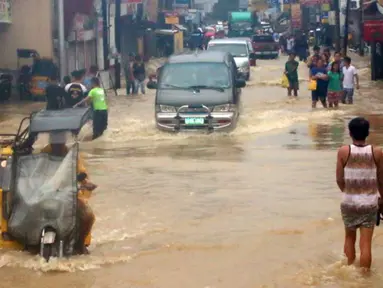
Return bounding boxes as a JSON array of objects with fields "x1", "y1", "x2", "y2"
[{"x1": 363, "y1": 1, "x2": 383, "y2": 80}]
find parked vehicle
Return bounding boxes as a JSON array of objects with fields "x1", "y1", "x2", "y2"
[
  {"x1": 17, "y1": 49, "x2": 58, "y2": 101},
  {"x1": 228, "y1": 11, "x2": 254, "y2": 38},
  {"x1": 147, "y1": 51, "x2": 246, "y2": 133},
  {"x1": 0, "y1": 107, "x2": 94, "y2": 261},
  {"x1": 0, "y1": 73, "x2": 13, "y2": 101},
  {"x1": 252, "y1": 34, "x2": 279, "y2": 59},
  {"x1": 207, "y1": 38, "x2": 256, "y2": 81}
]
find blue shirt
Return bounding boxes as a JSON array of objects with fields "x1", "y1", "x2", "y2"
[{"x1": 311, "y1": 67, "x2": 328, "y2": 92}]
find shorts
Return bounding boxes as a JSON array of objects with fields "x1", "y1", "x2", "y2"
[
  {"x1": 341, "y1": 205, "x2": 378, "y2": 230},
  {"x1": 343, "y1": 88, "x2": 354, "y2": 103},
  {"x1": 288, "y1": 80, "x2": 299, "y2": 90},
  {"x1": 93, "y1": 109, "x2": 108, "y2": 138},
  {"x1": 327, "y1": 91, "x2": 341, "y2": 103},
  {"x1": 312, "y1": 89, "x2": 327, "y2": 102}
]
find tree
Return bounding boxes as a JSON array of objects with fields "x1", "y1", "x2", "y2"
[{"x1": 212, "y1": 0, "x2": 239, "y2": 21}]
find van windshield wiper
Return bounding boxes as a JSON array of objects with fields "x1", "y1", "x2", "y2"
[
  {"x1": 186, "y1": 85, "x2": 225, "y2": 92},
  {"x1": 161, "y1": 84, "x2": 190, "y2": 90}
]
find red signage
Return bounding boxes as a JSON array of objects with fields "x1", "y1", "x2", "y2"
[{"x1": 364, "y1": 20, "x2": 383, "y2": 41}]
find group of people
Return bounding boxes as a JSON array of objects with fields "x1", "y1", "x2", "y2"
[
  {"x1": 280, "y1": 33, "x2": 309, "y2": 62},
  {"x1": 45, "y1": 67, "x2": 108, "y2": 140},
  {"x1": 123, "y1": 54, "x2": 146, "y2": 96},
  {"x1": 284, "y1": 45, "x2": 359, "y2": 108}
]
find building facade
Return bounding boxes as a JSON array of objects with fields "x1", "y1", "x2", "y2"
[
  {"x1": 0, "y1": 0, "x2": 96, "y2": 76},
  {"x1": 0, "y1": 0, "x2": 54, "y2": 70}
]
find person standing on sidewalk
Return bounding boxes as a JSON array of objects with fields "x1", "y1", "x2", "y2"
[
  {"x1": 133, "y1": 55, "x2": 146, "y2": 95},
  {"x1": 336, "y1": 117, "x2": 383, "y2": 271},
  {"x1": 342, "y1": 56, "x2": 359, "y2": 104},
  {"x1": 123, "y1": 53, "x2": 135, "y2": 95}
]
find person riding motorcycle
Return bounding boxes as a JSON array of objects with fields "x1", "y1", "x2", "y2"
[{"x1": 41, "y1": 132, "x2": 96, "y2": 254}]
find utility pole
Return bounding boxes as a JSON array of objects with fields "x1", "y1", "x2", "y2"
[
  {"x1": 359, "y1": 0, "x2": 364, "y2": 56},
  {"x1": 57, "y1": 0, "x2": 66, "y2": 81},
  {"x1": 334, "y1": 0, "x2": 341, "y2": 51},
  {"x1": 342, "y1": 0, "x2": 350, "y2": 56},
  {"x1": 102, "y1": 0, "x2": 109, "y2": 70},
  {"x1": 114, "y1": 0, "x2": 121, "y2": 89}
]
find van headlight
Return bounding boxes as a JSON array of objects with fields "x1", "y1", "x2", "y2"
[
  {"x1": 158, "y1": 105, "x2": 176, "y2": 113},
  {"x1": 213, "y1": 104, "x2": 235, "y2": 112},
  {"x1": 237, "y1": 66, "x2": 248, "y2": 73}
]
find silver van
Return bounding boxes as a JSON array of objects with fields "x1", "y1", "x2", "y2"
[
  {"x1": 147, "y1": 51, "x2": 246, "y2": 133},
  {"x1": 207, "y1": 38, "x2": 256, "y2": 81}
]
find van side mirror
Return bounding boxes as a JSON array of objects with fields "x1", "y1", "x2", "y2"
[
  {"x1": 147, "y1": 81, "x2": 157, "y2": 89},
  {"x1": 235, "y1": 79, "x2": 246, "y2": 88}
]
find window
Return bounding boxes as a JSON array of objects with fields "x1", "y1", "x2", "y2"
[
  {"x1": 159, "y1": 62, "x2": 231, "y2": 89},
  {"x1": 207, "y1": 43, "x2": 248, "y2": 57},
  {"x1": 231, "y1": 22, "x2": 252, "y2": 31},
  {"x1": 247, "y1": 41, "x2": 253, "y2": 52}
]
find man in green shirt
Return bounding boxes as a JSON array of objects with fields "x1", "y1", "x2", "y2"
[{"x1": 74, "y1": 77, "x2": 108, "y2": 140}]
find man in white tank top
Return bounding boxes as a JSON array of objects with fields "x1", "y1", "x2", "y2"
[{"x1": 336, "y1": 117, "x2": 383, "y2": 270}]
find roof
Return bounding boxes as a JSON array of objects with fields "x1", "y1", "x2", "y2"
[
  {"x1": 167, "y1": 51, "x2": 230, "y2": 64},
  {"x1": 208, "y1": 38, "x2": 249, "y2": 44},
  {"x1": 29, "y1": 108, "x2": 91, "y2": 135}
]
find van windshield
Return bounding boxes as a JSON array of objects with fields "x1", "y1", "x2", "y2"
[
  {"x1": 208, "y1": 43, "x2": 248, "y2": 57},
  {"x1": 159, "y1": 62, "x2": 231, "y2": 89}
]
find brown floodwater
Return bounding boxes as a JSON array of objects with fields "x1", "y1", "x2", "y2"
[{"x1": 1, "y1": 55, "x2": 383, "y2": 288}]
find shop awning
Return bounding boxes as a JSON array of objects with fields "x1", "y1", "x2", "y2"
[
  {"x1": 155, "y1": 29, "x2": 179, "y2": 35},
  {"x1": 174, "y1": 24, "x2": 188, "y2": 31}
]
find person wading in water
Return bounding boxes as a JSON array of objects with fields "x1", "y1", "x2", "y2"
[
  {"x1": 336, "y1": 117, "x2": 383, "y2": 271},
  {"x1": 284, "y1": 52, "x2": 299, "y2": 97}
]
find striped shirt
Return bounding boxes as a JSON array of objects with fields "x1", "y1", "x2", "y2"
[{"x1": 341, "y1": 145, "x2": 379, "y2": 212}]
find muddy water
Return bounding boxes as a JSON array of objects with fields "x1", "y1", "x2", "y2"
[{"x1": 1, "y1": 56, "x2": 383, "y2": 288}]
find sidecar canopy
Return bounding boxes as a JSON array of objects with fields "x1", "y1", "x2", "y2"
[{"x1": 29, "y1": 108, "x2": 92, "y2": 135}]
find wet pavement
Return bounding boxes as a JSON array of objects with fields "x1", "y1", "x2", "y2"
[{"x1": 1, "y1": 55, "x2": 383, "y2": 287}]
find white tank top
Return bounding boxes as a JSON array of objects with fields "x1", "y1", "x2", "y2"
[{"x1": 342, "y1": 145, "x2": 379, "y2": 209}]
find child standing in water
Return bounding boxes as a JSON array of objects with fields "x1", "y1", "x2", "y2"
[
  {"x1": 327, "y1": 62, "x2": 343, "y2": 108},
  {"x1": 285, "y1": 52, "x2": 299, "y2": 98}
]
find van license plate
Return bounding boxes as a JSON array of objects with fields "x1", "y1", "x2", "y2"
[{"x1": 185, "y1": 118, "x2": 204, "y2": 125}]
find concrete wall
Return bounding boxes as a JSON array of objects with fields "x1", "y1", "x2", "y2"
[{"x1": 0, "y1": 0, "x2": 53, "y2": 70}]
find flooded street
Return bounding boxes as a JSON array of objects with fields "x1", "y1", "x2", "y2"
[{"x1": 2, "y1": 55, "x2": 383, "y2": 287}]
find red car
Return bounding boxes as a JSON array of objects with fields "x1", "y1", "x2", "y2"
[{"x1": 252, "y1": 34, "x2": 279, "y2": 59}]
